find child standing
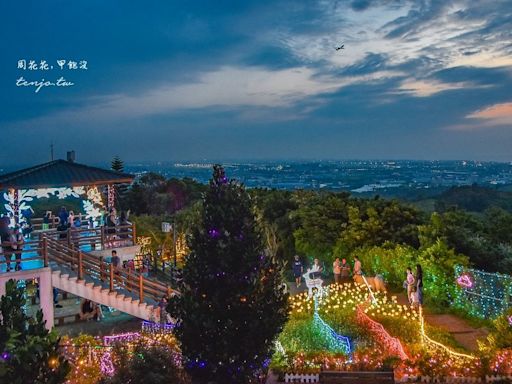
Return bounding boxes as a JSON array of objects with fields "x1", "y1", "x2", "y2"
[{"x1": 410, "y1": 286, "x2": 419, "y2": 308}]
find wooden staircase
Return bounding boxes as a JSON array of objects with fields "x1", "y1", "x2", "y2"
[
  {"x1": 44, "y1": 237, "x2": 171, "y2": 321},
  {"x1": 50, "y1": 265, "x2": 157, "y2": 320}
]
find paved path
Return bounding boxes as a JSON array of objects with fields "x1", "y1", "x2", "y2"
[
  {"x1": 394, "y1": 291, "x2": 488, "y2": 352},
  {"x1": 286, "y1": 281, "x2": 309, "y2": 296},
  {"x1": 422, "y1": 313, "x2": 488, "y2": 351},
  {"x1": 26, "y1": 292, "x2": 141, "y2": 337}
]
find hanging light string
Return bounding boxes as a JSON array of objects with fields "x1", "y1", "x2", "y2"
[{"x1": 355, "y1": 303, "x2": 409, "y2": 360}]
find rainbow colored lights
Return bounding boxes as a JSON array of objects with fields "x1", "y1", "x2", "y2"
[{"x1": 312, "y1": 312, "x2": 351, "y2": 355}]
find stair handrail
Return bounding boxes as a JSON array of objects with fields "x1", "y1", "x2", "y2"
[{"x1": 45, "y1": 236, "x2": 171, "y2": 304}]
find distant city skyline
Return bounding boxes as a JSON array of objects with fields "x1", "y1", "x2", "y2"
[{"x1": 1, "y1": 1, "x2": 511, "y2": 165}]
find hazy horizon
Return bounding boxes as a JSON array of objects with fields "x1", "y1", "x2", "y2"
[{"x1": 3, "y1": 156, "x2": 512, "y2": 170}]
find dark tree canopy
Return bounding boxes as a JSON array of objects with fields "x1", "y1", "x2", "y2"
[
  {"x1": 111, "y1": 156, "x2": 124, "y2": 173},
  {"x1": 169, "y1": 165, "x2": 288, "y2": 383},
  {"x1": 0, "y1": 279, "x2": 69, "y2": 384}
]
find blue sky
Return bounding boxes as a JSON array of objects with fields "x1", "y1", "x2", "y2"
[{"x1": 1, "y1": 0, "x2": 512, "y2": 165}]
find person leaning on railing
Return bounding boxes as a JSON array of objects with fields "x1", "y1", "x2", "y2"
[
  {"x1": 117, "y1": 210, "x2": 131, "y2": 241},
  {"x1": 7, "y1": 226, "x2": 25, "y2": 272},
  {"x1": 42, "y1": 211, "x2": 52, "y2": 230},
  {"x1": 0, "y1": 232, "x2": 12, "y2": 272},
  {"x1": 105, "y1": 208, "x2": 117, "y2": 247},
  {"x1": 0, "y1": 226, "x2": 24, "y2": 272}
]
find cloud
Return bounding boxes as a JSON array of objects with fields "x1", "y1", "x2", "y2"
[
  {"x1": 397, "y1": 79, "x2": 483, "y2": 97},
  {"x1": 8, "y1": 65, "x2": 406, "y2": 130},
  {"x1": 468, "y1": 102, "x2": 512, "y2": 125},
  {"x1": 2, "y1": 0, "x2": 512, "y2": 163},
  {"x1": 447, "y1": 102, "x2": 512, "y2": 130},
  {"x1": 448, "y1": 52, "x2": 512, "y2": 69}
]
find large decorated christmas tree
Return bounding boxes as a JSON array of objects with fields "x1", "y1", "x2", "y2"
[{"x1": 169, "y1": 165, "x2": 288, "y2": 383}]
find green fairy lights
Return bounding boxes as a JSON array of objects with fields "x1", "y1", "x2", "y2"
[{"x1": 454, "y1": 265, "x2": 512, "y2": 319}]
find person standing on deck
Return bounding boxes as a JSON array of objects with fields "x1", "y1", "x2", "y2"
[
  {"x1": 42, "y1": 211, "x2": 52, "y2": 230},
  {"x1": 105, "y1": 208, "x2": 117, "y2": 247},
  {"x1": 111, "y1": 249, "x2": 121, "y2": 286},
  {"x1": 11, "y1": 226, "x2": 24, "y2": 271},
  {"x1": 58, "y1": 207, "x2": 69, "y2": 226},
  {"x1": 111, "y1": 249, "x2": 120, "y2": 271}
]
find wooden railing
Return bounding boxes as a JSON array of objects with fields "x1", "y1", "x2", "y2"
[
  {"x1": 0, "y1": 238, "x2": 48, "y2": 269},
  {"x1": 36, "y1": 223, "x2": 137, "y2": 251},
  {"x1": 44, "y1": 237, "x2": 170, "y2": 303},
  {"x1": 0, "y1": 236, "x2": 171, "y2": 306},
  {"x1": 31, "y1": 216, "x2": 61, "y2": 231}
]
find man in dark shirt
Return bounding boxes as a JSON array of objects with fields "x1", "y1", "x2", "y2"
[
  {"x1": 111, "y1": 250, "x2": 120, "y2": 270},
  {"x1": 292, "y1": 255, "x2": 303, "y2": 287},
  {"x1": 58, "y1": 207, "x2": 69, "y2": 226},
  {"x1": 111, "y1": 250, "x2": 121, "y2": 286}
]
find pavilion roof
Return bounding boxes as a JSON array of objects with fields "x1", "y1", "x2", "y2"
[{"x1": 0, "y1": 159, "x2": 134, "y2": 189}]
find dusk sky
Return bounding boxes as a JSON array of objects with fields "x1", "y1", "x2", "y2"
[{"x1": 1, "y1": 0, "x2": 512, "y2": 165}]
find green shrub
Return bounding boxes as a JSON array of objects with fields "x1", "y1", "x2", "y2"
[{"x1": 486, "y1": 307, "x2": 512, "y2": 350}]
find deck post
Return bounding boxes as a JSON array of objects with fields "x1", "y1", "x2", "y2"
[
  {"x1": 42, "y1": 237, "x2": 48, "y2": 267},
  {"x1": 100, "y1": 226, "x2": 105, "y2": 250},
  {"x1": 139, "y1": 274, "x2": 144, "y2": 302},
  {"x1": 127, "y1": 270, "x2": 131, "y2": 292},
  {"x1": 99, "y1": 256, "x2": 104, "y2": 281},
  {"x1": 78, "y1": 251, "x2": 83, "y2": 280},
  {"x1": 109, "y1": 265, "x2": 114, "y2": 292},
  {"x1": 38, "y1": 268, "x2": 55, "y2": 329}
]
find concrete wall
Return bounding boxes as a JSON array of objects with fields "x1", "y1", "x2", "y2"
[
  {"x1": 0, "y1": 267, "x2": 54, "y2": 329},
  {"x1": 51, "y1": 269, "x2": 157, "y2": 321},
  {"x1": 89, "y1": 245, "x2": 141, "y2": 263}
]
